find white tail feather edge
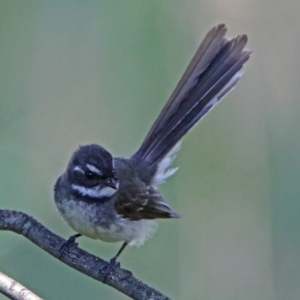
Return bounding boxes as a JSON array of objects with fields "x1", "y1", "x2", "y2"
[
  {"x1": 152, "y1": 142, "x2": 182, "y2": 185},
  {"x1": 151, "y1": 73, "x2": 243, "y2": 186}
]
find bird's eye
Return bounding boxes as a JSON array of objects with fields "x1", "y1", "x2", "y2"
[{"x1": 85, "y1": 171, "x2": 96, "y2": 180}]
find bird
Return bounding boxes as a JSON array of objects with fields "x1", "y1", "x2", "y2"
[{"x1": 54, "y1": 24, "x2": 251, "y2": 264}]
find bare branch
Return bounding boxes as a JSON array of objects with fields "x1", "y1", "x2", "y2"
[
  {"x1": 0, "y1": 270, "x2": 43, "y2": 300},
  {"x1": 0, "y1": 209, "x2": 171, "y2": 300}
]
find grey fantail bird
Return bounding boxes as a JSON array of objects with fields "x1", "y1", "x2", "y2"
[{"x1": 54, "y1": 24, "x2": 251, "y2": 263}]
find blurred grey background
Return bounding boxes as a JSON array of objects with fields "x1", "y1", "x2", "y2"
[{"x1": 0, "y1": 1, "x2": 299, "y2": 299}]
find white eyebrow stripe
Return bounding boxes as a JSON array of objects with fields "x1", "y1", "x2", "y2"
[
  {"x1": 86, "y1": 164, "x2": 102, "y2": 175},
  {"x1": 73, "y1": 166, "x2": 84, "y2": 173}
]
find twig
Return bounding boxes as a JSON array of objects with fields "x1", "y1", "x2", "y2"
[
  {"x1": 0, "y1": 270, "x2": 43, "y2": 300},
  {"x1": 0, "y1": 209, "x2": 170, "y2": 300}
]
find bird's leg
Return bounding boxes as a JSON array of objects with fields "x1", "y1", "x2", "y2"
[
  {"x1": 59, "y1": 233, "x2": 82, "y2": 259},
  {"x1": 101, "y1": 242, "x2": 131, "y2": 283},
  {"x1": 109, "y1": 242, "x2": 128, "y2": 266}
]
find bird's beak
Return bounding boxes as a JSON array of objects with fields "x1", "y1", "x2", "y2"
[{"x1": 105, "y1": 177, "x2": 119, "y2": 190}]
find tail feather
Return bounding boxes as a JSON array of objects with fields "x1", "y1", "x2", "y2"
[{"x1": 131, "y1": 24, "x2": 251, "y2": 181}]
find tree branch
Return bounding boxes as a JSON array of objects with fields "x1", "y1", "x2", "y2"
[
  {"x1": 0, "y1": 270, "x2": 43, "y2": 300},
  {"x1": 0, "y1": 209, "x2": 171, "y2": 300}
]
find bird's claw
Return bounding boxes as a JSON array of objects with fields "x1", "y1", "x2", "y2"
[
  {"x1": 59, "y1": 234, "x2": 80, "y2": 259},
  {"x1": 101, "y1": 256, "x2": 120, "y2": 283}
]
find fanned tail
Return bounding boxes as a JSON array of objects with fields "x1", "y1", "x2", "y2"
[{"x1": 131, "y1": 24, "x2": 251, "y2": 184}]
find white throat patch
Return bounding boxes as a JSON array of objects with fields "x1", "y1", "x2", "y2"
[{"x1": 71, "y1": 184, "x2": 117, "y2": 198}]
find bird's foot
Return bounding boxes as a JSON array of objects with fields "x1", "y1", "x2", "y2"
[
  {"x1": 100, "y1": 257, "x2": 133, "y2": 283},
  {"x1": 59, "y1": 233, "x2": 81, "y2": 259},
  {"x1": 100, "y1": 256, "x2": 121, "y2": 283}
]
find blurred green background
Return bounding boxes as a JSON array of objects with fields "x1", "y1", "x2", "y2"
[{"x1": 0, "y1": 1, "x2": 299, "y2": 299}]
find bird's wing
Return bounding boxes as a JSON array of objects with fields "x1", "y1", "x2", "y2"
[{"x1": 114, "y1": 186, "x2": 180, "y2": 220}]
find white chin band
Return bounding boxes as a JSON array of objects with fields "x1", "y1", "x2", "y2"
[{"x1": 71, "y1": 184, "x2": 117, "y2": 198}]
